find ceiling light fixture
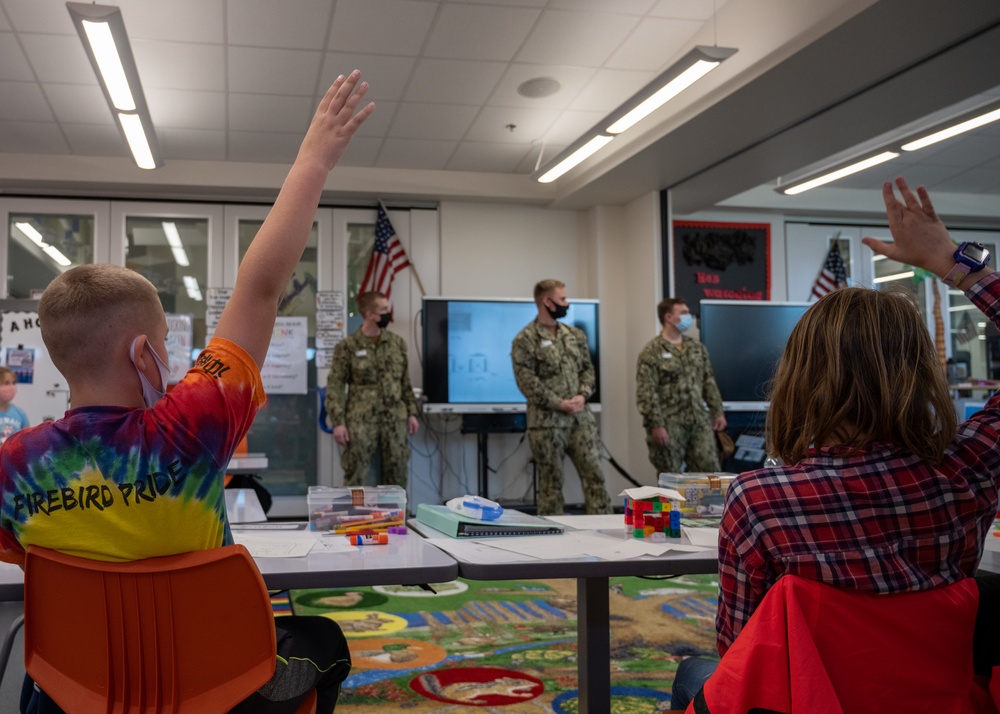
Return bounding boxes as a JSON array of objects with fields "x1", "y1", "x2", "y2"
[
  {"x1": 15, "y1": 222, "x2": 73, "y2": 268},
  {"x1": 533, "y1": 45, "x2": 737, "y2": 184},
  {"x1": 162, "y1": 222, "x2": 190, "y2": 267},
  {"x1": 901, "y1": 105, "x2": 1000, "y2": 152},
  {"x1": 67, "y1": 2, "x2": 162, "y2": 170},
  {"x1": 779, "y1": 151, "x2": 899, "y2": 196},
  {"x1": 183, "y1": 275, "x2": 203, "y2": 302}
]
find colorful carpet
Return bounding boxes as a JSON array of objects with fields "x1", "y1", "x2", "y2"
[{"x1": 282, "y1": 574, "x2": 720, "y2": 713}]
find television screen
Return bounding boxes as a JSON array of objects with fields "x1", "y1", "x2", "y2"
[
  {"x1": 698, "y1": 300, "x2": 810, "y2": 409},
  {"x1": 422, "y1": 298, "x2": 600, "y2": 411}
]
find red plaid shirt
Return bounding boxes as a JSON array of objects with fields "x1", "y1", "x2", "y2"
[{"x1": 717, "y1": 271, "x2": 1000, "y2": 654}]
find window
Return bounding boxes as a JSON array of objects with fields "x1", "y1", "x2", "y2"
[{"x1": 8, "y1": 213, "x2": 94, "y2": 297}]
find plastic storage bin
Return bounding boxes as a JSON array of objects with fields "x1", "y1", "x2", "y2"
[
  {"x1": 657, "y1": 473, "x2": 736, "y2": 515},
  {"x1": 307, "y1": 485, "x2": 407, "y2": 533}
]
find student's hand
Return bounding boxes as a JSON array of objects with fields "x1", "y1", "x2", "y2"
[
  {"x1": 297, "y1": 71, "x2": 375, "y2": 174},
  {"x1": 862, "y1": 177, "x2": 965, "y2": 280},
  {"x1": 651, "y1": 426, "x2": 669, "y2": 447},
  {"x1": 333, "y1": 425, "x2": 350, "y2": 446},
  {"x1": 713, "y1": 415, "x2": 728, "y2": 432},
  {"x1": 407, "y1": 416, "x2": 419, "y2": 436}
]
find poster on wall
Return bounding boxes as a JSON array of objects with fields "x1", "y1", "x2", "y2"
[
  {"x1": 671, "y1": 221, "x2": 771, "y2": 316},
  {"x1": 164, "y1": 313, "x2": 193, "y2": 385},
  {"x1": 4, "y1": 346, "x2": 36, "y2": 384},
  {"x1": 262, "y1": 316, "x2": 308, "y2": 394}
]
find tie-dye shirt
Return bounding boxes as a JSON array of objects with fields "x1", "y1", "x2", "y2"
[{"x1": 0, "y1": 337, "x2": 265, "y2": 565}]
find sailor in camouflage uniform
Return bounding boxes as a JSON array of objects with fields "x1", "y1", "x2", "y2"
[
  {"x1": 511, "y1": 279, "x2": 611, "y2": 515},
  {"x1": 325, "y1": 291, "x2": 419, "y2": 487},
  {"x1": 636, "y1": 297, "x2": 727, "y2": 475}
]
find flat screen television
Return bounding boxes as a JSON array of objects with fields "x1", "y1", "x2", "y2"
[
  {"x1": 698, "y1": 299, "x2": 810, "y2": 411},
  {"x1": 422, "y1": 297, "x2": 600, "y2": 412}
]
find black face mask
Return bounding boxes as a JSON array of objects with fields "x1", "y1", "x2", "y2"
[
  {"x1": 546, "y1": 302, "x2": 569, "y2": 320},
  {"x1": 376, "y1": 313, "x2": 391, "y2": 328}
]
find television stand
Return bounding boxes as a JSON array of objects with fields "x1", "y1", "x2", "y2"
[{"x1": 460, "y1": 413, "x2": 527, "y2": 499}]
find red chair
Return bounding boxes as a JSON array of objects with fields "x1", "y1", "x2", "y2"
[
  {"x1": 689, "y1": 575, "x2": 983, "y2": 714},
  {"x1": 23, "y1": 544, "x2": 315, "y2": 714}
]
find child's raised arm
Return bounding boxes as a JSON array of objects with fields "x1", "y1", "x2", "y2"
[{"x1": 215, "y1": 71, "x2": 374, "y2": 366}]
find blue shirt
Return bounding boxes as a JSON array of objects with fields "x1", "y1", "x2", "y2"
[{"x1": 0, "y1": 404, "x2": 28, "y2": 443}]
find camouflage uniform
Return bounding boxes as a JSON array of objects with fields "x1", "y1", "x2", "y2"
[
  {"x1": 511, "y1": 320, "x2": 611, "y2": 515},
  {"x1": 635, "y1": 334, "x2": 725, "y2": 475},
  {"x1": 325, "y1": 329, "x2": 418, "y2": 487}
]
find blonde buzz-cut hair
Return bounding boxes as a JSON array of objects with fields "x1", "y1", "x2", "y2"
[
  {"x1": 356, "y1": 291, "x2": 386, "y2": 317},
  {"x1": 38, "y1": 264, "x2": 162, "y2": 379},
  {"x1": 766, "y1": 287, "x2": 956, "y2": 466},
  {"x1": 533, "y1": 279, "x2": 565, "y2": 305}
]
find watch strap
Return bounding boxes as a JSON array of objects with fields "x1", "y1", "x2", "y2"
[{"x1": 943, "y1": 262, "x2": 970, "y2": 288}]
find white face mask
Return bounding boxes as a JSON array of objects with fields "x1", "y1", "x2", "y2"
[{"x1": 130, "y1": 337, "x2": 170, "y2": 408}]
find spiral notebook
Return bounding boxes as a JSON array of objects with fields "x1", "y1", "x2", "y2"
[{"x1": 415, "y1": 504, "x2": 564, "y2": 538}]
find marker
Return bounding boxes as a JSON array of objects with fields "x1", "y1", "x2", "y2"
[{"x1": 349, "y1": 533, "x2": 389, "y2": 545}]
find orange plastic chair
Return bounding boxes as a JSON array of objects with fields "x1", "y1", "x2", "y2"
[{"x1": 23, "y1": 544, "x2": 280, "y2": 714}]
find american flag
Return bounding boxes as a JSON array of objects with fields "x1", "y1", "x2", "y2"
[
  {"x1": 358, "y1": 203, "x2": 411, "y2": 302},
  {"x1": 811, "y1": 242, "x2": 848, "y2": 299}
]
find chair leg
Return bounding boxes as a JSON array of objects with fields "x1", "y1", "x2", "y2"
[{"x1": 0, "y1": 614, "x2": 25, "y2": 691}]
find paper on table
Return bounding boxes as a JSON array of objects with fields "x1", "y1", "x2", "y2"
[
  {"x1": 423, "y1": 537, "x2": 534, "y2": 563},
  {"x1": 232, "y1": 532, "x2": 316, "y2": 558},
  {"x1": 683, "y1": 526, "x2": 720, "y2": 548},
  {"x1": 483, "y1": 531, "x2": 624, "y2": 559},
  {"x1": 543, "y1": 514, "x2": 625, "y2": 531}
]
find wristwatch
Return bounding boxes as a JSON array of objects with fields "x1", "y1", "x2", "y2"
[{"x1": 943, "y1": 241, "x2": 990, "y2": 287}]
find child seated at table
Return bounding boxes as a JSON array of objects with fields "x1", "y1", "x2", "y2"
[
  {"x1": 672, "y1": 177, "x2": 1000, "y2": 709},
  {"x1": 0, "y1": 71, "x2": 374, "y2": 714}
]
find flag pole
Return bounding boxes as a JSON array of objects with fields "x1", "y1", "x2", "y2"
[{"x1": 379, "y1": 199, "x2": 427, "y2": 297}]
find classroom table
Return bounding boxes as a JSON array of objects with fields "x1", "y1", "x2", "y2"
[{"x1": 410, "y1": 515, "x2": 718, "y2": 714}]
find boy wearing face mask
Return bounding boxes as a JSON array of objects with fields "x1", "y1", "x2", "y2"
[
  {"x1": 636, "y1": 298, "x2": 727, "y2": 475},
  {"x1": 0, "y1": 367, "x2": 29, "y2": 444},
  {"x1": 325, "y1": 290, "x2": 419, "y2": 487},
  {"x1": 511, "y1": 279, "x2": 611, "y2": 515},
  {"x1": 0, "y1": 71, "x2": 374, "y2": 714}
]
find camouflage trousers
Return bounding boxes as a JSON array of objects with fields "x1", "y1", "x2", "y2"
[
  {"x1": 340, "y1": 417, "x2": 410, "y2": 488},
  {"x1": 528, "y1": 415, "x2": 611, "y2": 516},
  {"x1": 646, "y1": 416, "x2": 720, "y2": 475}
]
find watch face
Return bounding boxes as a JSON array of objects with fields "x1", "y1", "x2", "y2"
[{"x1": 962, "y1": 242, "x2": 989, "y2": 263}]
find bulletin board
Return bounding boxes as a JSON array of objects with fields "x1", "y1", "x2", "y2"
[{"x1": 671, "y1": 221, "x2": 771, "y2": 316}]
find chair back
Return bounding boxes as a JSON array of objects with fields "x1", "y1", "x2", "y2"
[
  {"x1": 24, "y1": 544, "x2": 277, "y2": 714},
  {"x1": 694, "y1": 575, "x2": 980, "y2": 714}
]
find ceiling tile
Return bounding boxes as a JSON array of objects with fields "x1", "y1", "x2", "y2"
[
  {"x1": 228, "y1": 47, "x2": 322, "y2": 96},
  {"x1": 403, "y1": 59, "x2": 507, "y2": 105},
  {"x1": 157, "y1": 127, "x2": 226, "y2": 161},
  {"x1": 132, "y1": 40, "x2": 226, "y2": 92},
  {"x1": 516, "y1": 9, "x2": 638, "y2": 67},
  {"x1": 44, "y1": 84, "x2": 112, "y2": 125},
  {"x1": 227, "y1": 0, "x2": 332, "y2": 50},
  {"x1": 0, "y1": 81, "x2": 53, "y2": 122},
  {"x1": 228, "y1": 131, "x2": 304, "y2": 163},
  {"x1": 550, "y1": 0, "x2": 655, "y2": 14},
  {"x1": 447, "y1": 141, "x2": 534, "y2": 172},
  {"x1": 0, "y1": 33, "x2": 34, "y2": 81},
  {"x1": 2, "y1": 0, "x2": 76, "y2": 34},
  {"x1": 487, "y1": 63, "x2": 596, "y2": 109},
  {"x1": 376, "y1": 137, "x2": 457, "y2": 170},
  {"x1": 228, "y1": 94, "x2": 314, "y2": 133},
  {"x1": 387, "y1": 102, "x2": 479, "y2": 141},
  {"x1": 464, "y1": 106, "x2": 557, "y2": 144},
  {"x1": 337, "y1": 136, "x2": 383, "y2": 167},
  {"x1": 455, "y1": 0, "x2": 547, "y2": 7},
  {"x1": 118, "y1": 0, "x2": 224, "y2": 43},
  {"x1": 538, "y1": 109, "x2": 607, "y2": 144},
  {"x1": 424, "y1": 4, "x2": 540, "y2": 61},
  {"x1": 329, "y1": 0, "x2": 439, "y2": 56},
  {"x1": 910, "y1": 134, "x2": 1000, "y2": 167},
  {"x1": 649, "y1": 0, "x2": 721, "y2": 21},
  {"x1": 607, "y1": 17, "x2": 702, "y2": 70},
  {"x1": 20, "y1": 33, "x2": 95, "y2": 84},
  {"x1": 925, "y1": 167, "x2": 1000, "y2": 194},
  {"x1": 145, "y1": 88, "x2": 226, "y2": 130},
  {"x1": 62, "y1": 122, "x2": 129, "y2": 157},
  {"x1": 517, "y1": 142, "x2": 566, "y2": 173},
  {"x1": 0, "y1": 120, "x2": 69, "y2": 153},
  {"x1": 353, "y1": 100, "x2": 396, "y2": 138},
  {"x1": 320, "y1": 52, "x2": 416, "y2": 103},
  {"x1": 568, "y1": 68, "x2": 656, "y2": 112}
]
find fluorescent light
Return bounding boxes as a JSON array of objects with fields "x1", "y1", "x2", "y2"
[
  {"x1": 537, "y1": 135, "x2": 615, "y2": 183},
  {"x1": 183, "y1": 275, "x2": 203, "y2": 302},
  {"x1": 533, "y1": 45, "x2": 736, "y2": 183},
  {"x1": 67, "y1": 3, "x2": 162, "y2": 170},
  {"x1": 161, "y1": 222, "x2": 190, "y2": 267},
  {"x1": 949, "y1": 304, "x2": 980, "y2": 312},
  {"x1": 80, "y1": 19, "x2": 134, "y2": 110},
  {"x1": 14, "y1": 222, "x2": 73, "y2": 267},
  {"x1": 902, "y1": 107, "x2": 1000, "y2": 152},
  {"x1": 872, "y1": 270, "x2": 914, "y2": 284},
  {"x1": 782, "y1": 151, "x2": 899, "y2": 195},
  {"x1": 607, "y1": 60, "x2": 722, "y2": 134},
  {"x1": 872, "y1": 254, "x2": 887, "y2": 262}
]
